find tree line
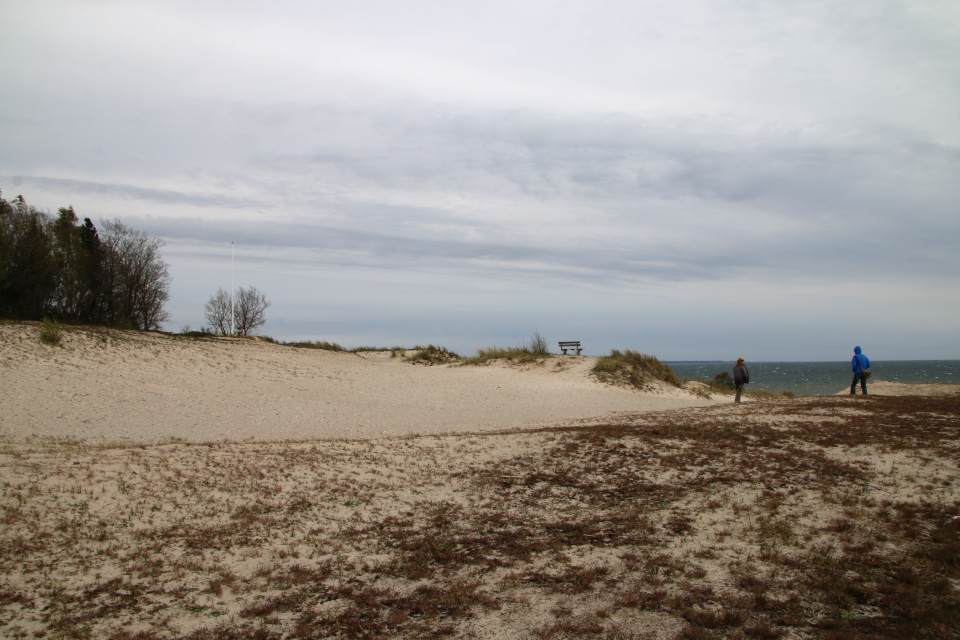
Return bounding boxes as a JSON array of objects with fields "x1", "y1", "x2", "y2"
[{"x1": 0, "y1": 190, "x2": 172, "y2": 330}]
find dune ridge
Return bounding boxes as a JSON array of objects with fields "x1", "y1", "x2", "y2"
[{"x1": 1, "y1": 323, "x2": 721, "y2": 444}]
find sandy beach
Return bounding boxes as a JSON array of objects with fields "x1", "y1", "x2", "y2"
[{"x1": 1, "y1": 322, "x2": 958, "y2": 639}]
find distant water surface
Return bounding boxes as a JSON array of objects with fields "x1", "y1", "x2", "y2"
[{"x1": 665, "y1": 360, "x2": 960, "y2": 397}]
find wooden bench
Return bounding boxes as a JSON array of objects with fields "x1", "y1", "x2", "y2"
[{"x1": 558, "y1": 341, "x2": 582, "y2": 355}]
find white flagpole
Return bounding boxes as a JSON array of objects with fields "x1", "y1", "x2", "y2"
[{"x1": 231, "y1": 242, "x2": 235, "y2": 336}]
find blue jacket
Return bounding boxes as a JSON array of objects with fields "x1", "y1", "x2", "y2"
[{"x1": 852, "y1": 346, "x2": 870, "y2": 373}]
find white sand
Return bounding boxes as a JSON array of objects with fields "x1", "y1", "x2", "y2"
[{"x1": 0, "y1": 323, "x2": 723, "y2": 443}]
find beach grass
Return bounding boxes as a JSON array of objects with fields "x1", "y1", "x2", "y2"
[
  {"x1": 283, "y1": 340, "x2": 346, "y2": 351},
  {"x1": 592, "y1": 349, "x2": 684, "y2": 390},
  {"x1": 462, "y1": 346, "x2": 551, "y2": 365}
]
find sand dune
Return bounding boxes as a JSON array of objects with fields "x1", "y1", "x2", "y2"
[{"x1": 0, "y1": 323, "x2": 722, "y2": 443}]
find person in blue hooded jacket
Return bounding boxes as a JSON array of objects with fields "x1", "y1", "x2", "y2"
[{"x1": 851, "y1": 346, "x2": 870, "y2": 395}]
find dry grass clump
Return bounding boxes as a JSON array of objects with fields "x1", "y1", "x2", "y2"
[
  {"x1": 592, "y1": 349, "x2": 684, "y2": 390},
  {"x1": 1, "y1": 395, "x2": 958, "y2": 639},
  {"x1": 462, "y1": 346, "x2": 551, "y2": 366}
]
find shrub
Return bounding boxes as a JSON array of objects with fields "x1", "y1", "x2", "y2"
[
  {"x1": 592, "y1": 350, "x2": 683, "y2": 390},
  {"x1": 527, "y1": 329, "x2": 549, "y2": 354},
  {"x1": 712, "y1": 372, "x2": 735, "y2": 390},
  {"x1": 39, "y1": 317, "x2": 62, "y2": 345}
]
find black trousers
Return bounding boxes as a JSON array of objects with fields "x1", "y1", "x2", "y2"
[{"x1": 851, "y1": 372, "x2": 867, "y2": 395}]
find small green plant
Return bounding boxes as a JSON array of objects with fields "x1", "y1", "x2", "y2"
[
  {"x1": 592, "y1": 349, "x2": 683, "y2": 390},
  {"x1": 113, "y1": 317, "x2": 135, "y2": 331},
  {"x1": 40, "y1": 317, "x2": 62, "y2": 345}
]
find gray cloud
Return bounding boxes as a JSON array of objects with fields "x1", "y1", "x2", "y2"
[{"x1": 1, "y1": 0, "x2": 958, "y2": 358}]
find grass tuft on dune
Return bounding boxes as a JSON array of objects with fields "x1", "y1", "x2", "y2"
[
  {"x1": 462, "y1": 346, "x2": 551, "y2": 366},
  {"x1": 592, "y1": 349, "x2": 684, "y2": 390}
]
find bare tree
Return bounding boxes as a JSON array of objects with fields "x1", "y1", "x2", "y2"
[
  {"x1": 99, "y1": 220, "x2": 171, "y2": 330},
  {"x1": 234, "y1": 286, "x2": 270, "y2": 335},
  {"x1": 204, "y1": 287, "x2": 232, "y2": 335},
  {"x1": 204, "y1": 286, "x2": 270, "y2": 335}
]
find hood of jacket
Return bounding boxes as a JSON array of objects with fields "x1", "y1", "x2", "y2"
[{"x1": 854, "y1": 346, "x2": 862, "y2": 355}]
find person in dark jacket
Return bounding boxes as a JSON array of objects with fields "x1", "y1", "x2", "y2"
[
  {"x1": 733, "y1": 357, "x2": 749, "y2": 403},
  {"x1": 851, "y1": 346, "x2": 870, "y2": 395}
]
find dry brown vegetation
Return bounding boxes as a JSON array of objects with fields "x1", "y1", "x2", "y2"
[
  {"x1": 462, "y1": 347, "x2": 551, "y2": 366},
  {"x1": 1, "y1": 396, "x2": 959, "y2": 639}
]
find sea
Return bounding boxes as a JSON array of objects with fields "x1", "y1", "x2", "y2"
[{"x1": 665, "y1": 360, "x2": 960, "y2": 397}]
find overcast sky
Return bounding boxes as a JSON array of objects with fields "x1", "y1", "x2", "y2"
[{"x1": 2, "y1": 0, "x2": 958, "y2": 360}]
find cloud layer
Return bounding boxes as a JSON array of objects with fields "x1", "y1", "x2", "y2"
[{"x1": 2, "y1": 0, "x2": 958, "y2": 359}]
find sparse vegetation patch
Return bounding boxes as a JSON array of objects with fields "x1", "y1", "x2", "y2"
[
  {"x1": 1, "y1": 396, "x2": 958, "y2": 639},
  {"x1": 285, "y1": 340, "x2": 346, "y2": 351}
]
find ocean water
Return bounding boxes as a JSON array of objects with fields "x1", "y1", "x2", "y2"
[{"x1": 665, "y1": 360, "x2": 960, "y2": 397}]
